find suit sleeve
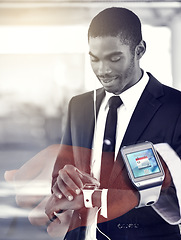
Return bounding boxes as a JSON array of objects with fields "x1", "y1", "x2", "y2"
[
  {"x1": 153, "y1": 143, "x2": 181, "y2": 225},
  {"x1": 51, "y1": 99, "x2": 74, "y2": 188}
]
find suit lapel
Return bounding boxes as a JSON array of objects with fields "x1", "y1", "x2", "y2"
[
  {"x1": 79, "y1": 87, "x2": 105, "y2": 150},
  {"x1": 121, "y1": 91, "x2": 162, "y2": 146},
  {"x1": 109, "y1": 74, "x2": 164, "y2": 186},
  {"x1": 122, "y1": 74, "x2": 164, "y2": 146},
  {"x1": 80, "y1": 96, "x2": 94, "y2": 150}
]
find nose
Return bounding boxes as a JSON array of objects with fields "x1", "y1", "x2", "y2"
[{"x1": 97, "y1": 62, "x2": 112, "y2": 76}]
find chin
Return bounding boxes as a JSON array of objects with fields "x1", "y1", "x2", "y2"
[{"x1": 104, "y1": 87, "x2": 116, "y2": 94}]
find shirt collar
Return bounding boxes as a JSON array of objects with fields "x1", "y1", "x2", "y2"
[{"x1": 105, "y1": 70, "x2": 149, "y2": 110}]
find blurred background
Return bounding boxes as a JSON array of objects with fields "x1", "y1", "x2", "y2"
[{"x1": 0, "y1": 0, "x2": 181, "y2": 239}]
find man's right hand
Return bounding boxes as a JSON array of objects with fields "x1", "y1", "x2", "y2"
[{"x1": 52, "y1": 164, "x2": 100, "y2": 201}]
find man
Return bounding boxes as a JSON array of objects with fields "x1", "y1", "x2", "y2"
[{"x1": 45, "y1": 7, "x2": 181, "y2": 239}]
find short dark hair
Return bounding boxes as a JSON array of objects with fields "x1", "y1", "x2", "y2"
[{"x1": 88, "y1": 7, "x2": 142, "y2": 52}]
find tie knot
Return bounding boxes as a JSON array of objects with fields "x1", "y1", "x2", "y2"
[{"x1": 108, "y1": 96, "x2": 122, "y2": 109}]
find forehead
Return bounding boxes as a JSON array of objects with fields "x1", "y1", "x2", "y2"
[{"x1": 89, "y1": 36, "x2": 131, "y2": 57}]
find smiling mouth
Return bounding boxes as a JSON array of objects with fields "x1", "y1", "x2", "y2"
[{"x1": 99, "y1": 76, "x2": 118, "y2": 83}]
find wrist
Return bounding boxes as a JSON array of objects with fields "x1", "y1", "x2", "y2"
[
  {"x1": 93, "y1": 188, "x2": 109, "y2": 219},
  {"x1": 92, "y1": 189, "x2": 102, "y2": 208}
]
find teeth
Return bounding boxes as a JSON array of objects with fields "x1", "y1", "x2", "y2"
[
  {"x1": 104, "y1": 80, "x2": 111, "y2": 83},
  {"x1": 103, "y1": 79, "x2": 113, "y2": 83},
  {"x1": 100, "y1": 77, "x2": 117, "y2": 83}
]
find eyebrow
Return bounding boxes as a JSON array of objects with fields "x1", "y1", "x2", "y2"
[
  {"x1": 89, "y1": 51, "x2": 123, "y2": 59},
  {"x1": 89, "y1": 51, "x2": 97, "y2": 58}
]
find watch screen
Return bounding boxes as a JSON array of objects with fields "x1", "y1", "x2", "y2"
[{"x1": 126, "y1": 148, "x2": 161, "y2": 178}]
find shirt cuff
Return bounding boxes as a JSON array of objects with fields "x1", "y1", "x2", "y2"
[
  {"x1": 153, "y1": 143, "x2": 181, "y2": 225},
  {"x1": 100, "y1": 188, "x2": 108, "y2": 218}
]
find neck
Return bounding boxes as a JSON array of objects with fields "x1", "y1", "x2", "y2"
[
  {"x1": 136, "y1": 68, "x2": 144, "y2": 83},
  {"x1": 119, "y1": 68, "x2": 144, "y2": 95}
]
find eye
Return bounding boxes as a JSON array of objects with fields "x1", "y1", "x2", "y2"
[{"x1": 110, "y1": 56, "x2": 121, "y2": 62}]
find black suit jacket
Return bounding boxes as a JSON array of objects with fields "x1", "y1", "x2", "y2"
[{"x1": 53, "y1": 73, "x2": 181, "y2": 239}]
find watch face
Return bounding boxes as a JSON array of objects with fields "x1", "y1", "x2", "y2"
[
  {"x1": 126, "y1": 148, "x2": 161, "y2": 178},
  {"x1": 121, "y1": 142, "x2": 164, "y2": 185}
]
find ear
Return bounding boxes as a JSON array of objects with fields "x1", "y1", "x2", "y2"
[{"x1": 135, "y1": 40, "x2": 146, "y2": 60}]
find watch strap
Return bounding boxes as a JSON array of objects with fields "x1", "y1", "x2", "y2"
[
  {"x1": 136, "y1": 185, "x2": 162, "y2": 208},
  {"x1": 82, "y1": 189, "x2": 94, "y2": 208}
]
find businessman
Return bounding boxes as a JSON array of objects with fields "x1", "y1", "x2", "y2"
[{"x1": 45, "y1": 7, "x2": 181, "y2": 240}]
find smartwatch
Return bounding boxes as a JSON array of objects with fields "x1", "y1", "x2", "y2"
[
  {"x1": 121, "y1": 141, "x2": 165, "y2": 208},
  {"x1": 82, "y1": 183, "x2": 97, "y2": 208}
]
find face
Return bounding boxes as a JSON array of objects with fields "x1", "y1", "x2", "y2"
[{"x1": 89, "y1": 36, "x2": 141, "y2": 95}]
